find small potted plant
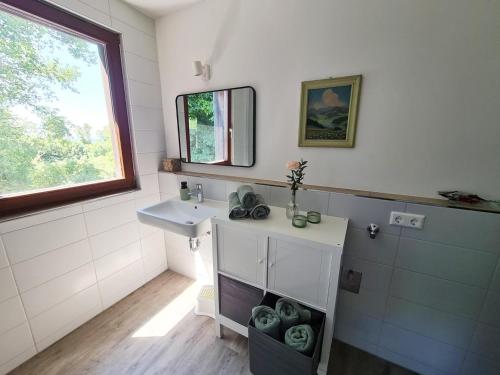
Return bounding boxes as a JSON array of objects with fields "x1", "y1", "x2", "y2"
[{"x1": 285, "y1": 159, "x2": 308, "y2": 219}]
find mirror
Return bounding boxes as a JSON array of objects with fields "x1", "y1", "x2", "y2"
[{"x1": 176, "y1": 86, "x2": 255, "y2": 167}]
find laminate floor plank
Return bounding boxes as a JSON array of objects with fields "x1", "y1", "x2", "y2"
[{"x1": 10, "y1": 270, "x2": 414, "y2": 375}]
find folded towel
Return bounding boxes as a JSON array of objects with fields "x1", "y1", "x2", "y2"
[
  {"x1": 275, "y1": 298, "x2": 311, "y2": 331},
  {"x1": 228, "y1": 192, "x2": 248, "y2": 219},
  {"x1": 237, "y1": 185, "x2": 257, "y2": 209},
  {"x1": 249, "y1": 194, "x2": 271, "y2": 220},
  {"x1": 252, "y1": 305, "x2": 281, "y2": 340},
  {"x1": 284, "y1": 324, "x2": 315, "y2": 354}
]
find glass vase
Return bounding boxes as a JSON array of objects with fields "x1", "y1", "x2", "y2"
[{"x1": 286, "y1": 193, "x2": 299, "y2": 219}]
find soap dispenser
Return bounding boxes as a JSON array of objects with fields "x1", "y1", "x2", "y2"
[{"x1": 180, "y1": 181, "x2": 190, "y2": 200}]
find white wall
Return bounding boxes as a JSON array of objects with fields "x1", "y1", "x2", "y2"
[
  {"x1": 156, "y1": 0, "x2": 500, "y2": 200},
  {"x1": 0, "y1": 1, "x2": 167, "y2": 373}
]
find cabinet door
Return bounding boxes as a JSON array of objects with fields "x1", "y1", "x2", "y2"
[
  {"x1": 217, "y1": 224, "x2": 266, "y2": 286},
  {"x1": 268, "y1": 237, "x2": 332, "y2": 308}
]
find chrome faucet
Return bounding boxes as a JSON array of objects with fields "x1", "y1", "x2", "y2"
[{"x1": 190, "y1": 183, "x2": 204, "y2": 203}]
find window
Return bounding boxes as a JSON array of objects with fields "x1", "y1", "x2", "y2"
[{"x1": 0, "y1": 0, "x2": 135, "y2": 217}]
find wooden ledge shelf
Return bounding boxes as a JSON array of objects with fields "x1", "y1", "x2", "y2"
[{"x1": 160, "y1": 171, "x2": 500, "y2": 214}]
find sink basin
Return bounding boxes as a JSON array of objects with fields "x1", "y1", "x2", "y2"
[{"x1": 137, "y1": 199, "x2": 221, "y2": 237}]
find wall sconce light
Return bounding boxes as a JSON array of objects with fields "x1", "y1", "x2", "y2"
[{"x1": 192, "y1": 60, "x2": 210, "y2": 81}]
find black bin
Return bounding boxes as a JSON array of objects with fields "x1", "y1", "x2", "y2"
[{"x1": 248, "y1": 292, "x2": 325, "y2": 375}]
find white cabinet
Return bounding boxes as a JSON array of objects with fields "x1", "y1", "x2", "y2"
[
  {"x1": 267, "y1": 238, "x2": 332, "y2": 309},
  {"x1": 216, "y1": 224, "x2": 266, "y2": 287},
  {"x1": 212, "y1": 208, "x2": 347, "y2": 375}
]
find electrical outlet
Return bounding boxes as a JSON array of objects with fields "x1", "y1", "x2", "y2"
[{"x1": 389, "y1": 211, "x2": 425, "y2": 229}]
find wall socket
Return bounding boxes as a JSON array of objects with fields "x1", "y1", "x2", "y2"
[{"x1": 389, "y1": 211, "x2": 425, "y2": 229}]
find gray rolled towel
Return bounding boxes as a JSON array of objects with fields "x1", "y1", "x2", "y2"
[
  {"x1": 250, "y1": 194, "x2": 271, "y2": 220},
  {"x1": 252, "y1": 305, "x2": 281, "y2": 340},
  {"x1": 228, "y1": 192, "x2": 248, "y2": 219},
  {"x1": 237, "y1": 185, "x2": 257, "y2": 209}
]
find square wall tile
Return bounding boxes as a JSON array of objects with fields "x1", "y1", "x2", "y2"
[
  {"x1": 111, "y1": 19, "x2": 157, "y2": 61},
  {"x1": 124, "y1": 52, "x2": 160, "y2": 86},
  {"x1": 136, "y1": 152, "x2": 162, "y2": 176},
  {"x1": 490, "y1": 262, "x2": 500, "y2": 292},
  {"x1": 335, "y1": 305, "x2": 383, "y2": 345},
  {"x1": 0, "y1": 267, "x2": 19, "y2": 303},
  {"x1": 0, "y1": 204, "x2": 82, "y2": 234},
  {"x1": 135, "y1": 173, "x2": 160, "y2": 198},
  {"x1": 89, "y1": 221, "x2": 139, "y2": 260},
  {"x1": 296, "y1": 189, "x2": 330, "y2": 215},
  {"x1": 134, "y1": 130, "x2": 166, "y2": 154},
  {"x1": 98, "y1": 259, "x2": 144, "y2": 309},
  {"x1": 21, "y1": 263, "x2": 96, "y2": 319},
  {"x1": 29, "y1": 285, "x2": 101, "y2": 351},
  {"x1": 344, "y1": 227, "x2": 399, "y2": 266},
  {"x1": 127, "y1": 80, "x2": 162, "y2": 108},
  {"x1": 159, "y1": 172, "x2": 179, "y2": 195},
  {"x1": 82, "y1": 192, "x2": 134, "y2": 212},
  {"x1": 397, "y1": 237, "x2": 497, "y2": 288},
  {"x1": 109, "y1": 0, "x2": 155, "y2": 36},
  {"x1": 0, "y1": 238, "x2": 8, "y2": 269},
  {"x1": 390, "y1": 269, "x2": 486, "y2": 319},
  {"x1": 84, "y1": 200, "x2": 136, "y2": 236},
  {"x1": 94, "y1": 241, "x2": 141, "y2": 281},
  {"x1": 12, "y1": 239, "x2": 92, "y2": 292},
  {"x1": 379, "y1": 323, "x2": 465, "y2": 373},
  {"x1": 461, "y1": 353, "x2": 500, "y2": 375},
  {"x1": 3, "y1": 215, "x2": 87, "y2": 264},
  {"x1": 337, "y1": 289, "x2": 387, "y2": 320},
  {"x1": 342, "y1": 255, "x2": 392, "y2": 294},
  {"x1": 385, "y1": 296, "x2": 476, "y2": 349},
  {"x1": 328, "y1": 193, "x2": 405, "y2": 235},
  {"x1": 470, "y1": 323, "x2": 500, "y2": 366},
  {"x1": 402, "y1": 204, "x2": 500, "y2": 254},
  {"x1": 0, "y1": 296, "x2": 27, "y2": 336},
  {"x1": 129, "y1": 106, "x2": 164, "y2": 132},
  {"x1": 480, "y1": 291, "x2": 500, "y2": 328},
  {"x1": 0, "y1": 323, "x2": 36, "y2": 371}
]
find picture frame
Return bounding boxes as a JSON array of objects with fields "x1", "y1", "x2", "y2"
[{"x1": 298, "y1": 75, "x2": 361, "y2": 148}]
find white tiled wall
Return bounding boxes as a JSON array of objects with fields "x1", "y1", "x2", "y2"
[
  {"x1": 158, "y1": 172, "x2": 500, "y2": 375},
  {"x1": 0, "y1": 1, "x2": 167, "y2": 373}
]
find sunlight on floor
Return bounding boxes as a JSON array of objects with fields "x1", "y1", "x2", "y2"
[{"x1": 132, "y1": 282, "x2": 201, "y2": 338}]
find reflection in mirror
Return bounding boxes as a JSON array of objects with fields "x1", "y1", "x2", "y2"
[{"x1": 176, "y1": 87, "x2": 255, "y2": 167}]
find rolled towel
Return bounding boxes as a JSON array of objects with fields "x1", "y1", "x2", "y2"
[
  {"x1": 237, "y1": 185, "x2": 257, "y2": 209},
  {"x1": 251, "y1": 305, "x2": 281, "y2": 340},
  {"x1": 284, "y1": 324, "x2": 315, "y2": 354},
  {"x1": 228, "y1": 192, "x2": 248, "y2": 219},
  {"x1": 249, "y1": 194, "x2": 271, "y2": 220},
  {"x1": 275, "y1": 297, "x2": 311, "y2": 332}
]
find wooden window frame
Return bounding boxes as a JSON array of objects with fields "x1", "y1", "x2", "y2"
[{"x1": 0, "y1": 0, "x2": 136, "y2": 218}]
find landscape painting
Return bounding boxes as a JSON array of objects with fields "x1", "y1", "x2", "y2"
[{"x1": 298, "y1": 75, "x2": 361, "y2": 147}]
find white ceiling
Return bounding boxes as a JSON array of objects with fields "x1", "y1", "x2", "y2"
[{"x1": 122, "y1": 0, "x2": 203, "y2": 18}]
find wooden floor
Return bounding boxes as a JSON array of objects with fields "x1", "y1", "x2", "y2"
[{"x1": 11, "y1": 271, "x2": 415, "y2": 375}]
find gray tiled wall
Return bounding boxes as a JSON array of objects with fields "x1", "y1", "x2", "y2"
[{"x1": 158, "y1": 173, "x2": 500, "y2": 375}]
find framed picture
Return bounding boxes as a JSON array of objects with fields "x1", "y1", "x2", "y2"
[{"x1": 298, "y1": 75, "x2": 361, "y2": 147}]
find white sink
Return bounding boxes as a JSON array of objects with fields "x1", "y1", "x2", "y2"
[{"x1": 137, "y1": 198, "x2": 222, "y2": 237}]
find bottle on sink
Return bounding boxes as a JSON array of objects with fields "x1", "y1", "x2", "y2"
[{"x1": 180, "y1": 181, "x2": 191, "y2": 201}]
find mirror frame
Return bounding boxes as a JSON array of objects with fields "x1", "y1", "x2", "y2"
[{"x1": 175, "y1": 86, "x2": 256, "y2": 168}]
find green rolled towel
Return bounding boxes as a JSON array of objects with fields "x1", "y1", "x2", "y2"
[
  {"x1": 275, "y1": 298, "x2": 311, "y2": 331},
  {"x1": 284, "y1": 324, "x2": 315, "y2": 354},
  {"x1": 237, "y1": 185, "x2": 257, "y2": 209},
  {"x1": 252, "y1": 305, "x2": 281, "y2": 340},
  {"x1": 249, "y1": 194, "x2": 271, "y2": 220},
  {"x1": 228, "y1": 192, "x2": 248, "y2": 219}
]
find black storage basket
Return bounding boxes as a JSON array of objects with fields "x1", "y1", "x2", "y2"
[{"x1": 248, "y1": 292, "x2": 325, "y2": 375}]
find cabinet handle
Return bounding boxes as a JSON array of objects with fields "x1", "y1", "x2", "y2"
[
  {"x1": 258, "y1": 258, "x2": 264, "y2": 264},
  {"x1": 269, "y1": 261, "x2": 274, "y2": 268}
]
